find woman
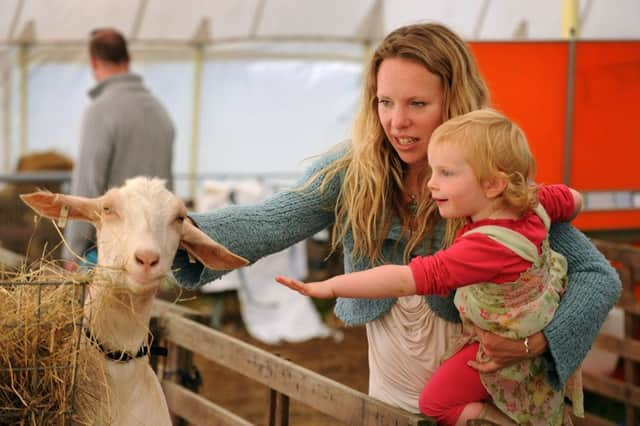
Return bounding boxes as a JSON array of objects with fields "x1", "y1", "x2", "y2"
[{"x1": 173, "y1": 23, "x2": 620, "y2": 420}]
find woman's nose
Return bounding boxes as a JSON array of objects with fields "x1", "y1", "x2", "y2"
[{"x1": 391, "y1": 107, "x2": 410, "y2": 129}]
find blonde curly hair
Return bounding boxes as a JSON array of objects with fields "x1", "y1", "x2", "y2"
[{"x1": 317, "y1": 23, "x2": 489, "y2": 265}]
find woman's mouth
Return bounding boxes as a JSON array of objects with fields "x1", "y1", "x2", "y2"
[{"x1": 396, "y1": 137, "x2": 418, "y2": 146}]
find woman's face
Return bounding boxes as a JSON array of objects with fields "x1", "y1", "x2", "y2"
[{"x1": 376, "y1": 57, "x2": 444, "y2": 170}]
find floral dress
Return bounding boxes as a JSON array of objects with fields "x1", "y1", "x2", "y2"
[{"x1": 451, "y1": 205, "x2": 583, "y2": 425}]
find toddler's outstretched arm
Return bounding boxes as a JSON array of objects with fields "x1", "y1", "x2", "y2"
[{"x1": 275, "y1": 264, "x2": 416, "y2": 299}]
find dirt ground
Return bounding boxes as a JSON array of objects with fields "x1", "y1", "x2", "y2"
[{"x1": 176, "y1": 293, "x2": 370, "y2": 426}]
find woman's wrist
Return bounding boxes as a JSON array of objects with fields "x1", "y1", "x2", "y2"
[{"x1": 526, "y1": 331, "x2": 548, "y2": 357}]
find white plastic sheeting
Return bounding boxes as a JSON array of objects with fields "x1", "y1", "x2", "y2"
[
  {"x1": 195, "y1": 178, "x2": 331, "y2": 345},
  {"x1": 6, "y1": 56, "x2": 361, "y2": 198}
]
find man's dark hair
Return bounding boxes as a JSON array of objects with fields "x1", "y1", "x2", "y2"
[{"x1": 89, "y1": 28, "x2": 130, "y2": 64}]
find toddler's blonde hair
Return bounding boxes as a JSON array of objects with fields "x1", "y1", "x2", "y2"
[{"x1": 430, "y1": 108, "x2": 538, "y2": 216}]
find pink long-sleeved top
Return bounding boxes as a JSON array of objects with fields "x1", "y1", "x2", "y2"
[{"x1": 409, "y1": 184, "x2": 576, "y2": 296}]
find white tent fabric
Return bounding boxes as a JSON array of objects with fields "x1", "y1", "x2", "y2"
[{"x1": 2, "y1": 0, "x2": 639, "y2": 45}]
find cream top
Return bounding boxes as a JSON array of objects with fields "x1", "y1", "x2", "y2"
[{"x1": 366, "y1": 295, "x2": 462, "y2": 413}]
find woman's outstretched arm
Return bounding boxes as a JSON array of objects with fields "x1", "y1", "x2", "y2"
[{"x1": 172, "y1": 150, "x2": 343, "y2": 289}]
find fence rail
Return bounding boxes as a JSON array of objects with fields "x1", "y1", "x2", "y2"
[
  {"x1": 151, "y1": 300, "x2": 432, "y2": 425},
  {"x1": 577, "y1": 240, "x2": 640, "y2": 426},
  {"x1": 152, "y1": 238, "x2": 640, "y2": 425}
]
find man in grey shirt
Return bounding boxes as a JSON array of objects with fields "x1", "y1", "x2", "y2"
[{"x1": 64, "y1": 28, "x2": 175, "y2": 266}]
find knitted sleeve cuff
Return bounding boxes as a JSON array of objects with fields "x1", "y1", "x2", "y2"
[{"x1": 543, "y1": 223, "x2": 621, "y2": 388}]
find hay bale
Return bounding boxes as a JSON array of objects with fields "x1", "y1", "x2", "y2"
[
  {"x1": 0, "y1": 150, "x2": 74, "y2": 263},
  {"x1": 15, "y1": 150, "x2": 74, "y2": 195},
  {"x1": 0, "y1": 263, "x2": 110, "y2": 425}
]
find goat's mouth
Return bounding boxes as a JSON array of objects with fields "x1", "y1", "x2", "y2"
[
  {"x1": 93, "y1": 263, "x2": 166, "y2": 293},
  {"x1": 127, "y1": 270, "x2": 166, "y2": 286}
]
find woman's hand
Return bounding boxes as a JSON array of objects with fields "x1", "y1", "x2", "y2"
[{"x1": 467, "y1": 327, "x2": 548, "y2": 373}]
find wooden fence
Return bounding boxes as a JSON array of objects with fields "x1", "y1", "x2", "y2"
[
  {"x1": 150, "y1": 239, "x2": 640, "y2": 426},
  {"x1": 150, "y1": 300, "x2": 433, "y2": 426},
  {"x1": 577, "y1": 240, "x2": 640, "y2": 426}
]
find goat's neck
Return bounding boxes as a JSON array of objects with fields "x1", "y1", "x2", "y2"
[{"x1": 85, "y1": 278, "x2": 157, "y2": 353}]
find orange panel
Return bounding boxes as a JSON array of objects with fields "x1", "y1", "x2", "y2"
[
  {"x1": 469, "y1": 42, "x2": 568, "y2": 184},
  {"x1": 571, "y1": 41, "x2": 640, "y2": 190},
  {"x1": 573, "y1": 210, "x2": 640, "y2": 231}
]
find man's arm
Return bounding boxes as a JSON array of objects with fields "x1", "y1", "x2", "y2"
[{"x1": 172, "y1": 148, "x2": 344, "y2": 289}]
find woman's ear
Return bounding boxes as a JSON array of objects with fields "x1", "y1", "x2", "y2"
[{"x1": 483, "y1": 174, "x2": 508, "y2": 199}]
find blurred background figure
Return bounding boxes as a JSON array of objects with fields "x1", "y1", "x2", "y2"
[{"x1": 63, "y1": 28, "x2": 175, "y2": 268}]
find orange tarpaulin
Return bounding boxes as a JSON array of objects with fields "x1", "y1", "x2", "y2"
[
  {"x1": 470, "y1": 42, "x2": 568, "y2": 185},
  {"x1": 469, "y1": 41, "x2": 640, "y2": 231},
  {"x1": 572, "y1": 41, "x2": 640, "y2": 190}
]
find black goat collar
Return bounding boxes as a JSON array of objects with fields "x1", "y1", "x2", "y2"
[{"x1": 84, "y1": 327, "x2": 167, "y2": 363}]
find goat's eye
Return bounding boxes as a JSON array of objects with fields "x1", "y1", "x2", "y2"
[{"x1": 102, "y1": 205, "x2": 118, "y2": 218}]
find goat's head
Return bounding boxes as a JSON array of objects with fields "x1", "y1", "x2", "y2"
[{"x1": 20, "y1": 177, "x2": 248, "y2": 292}]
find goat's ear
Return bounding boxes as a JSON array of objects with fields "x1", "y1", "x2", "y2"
[
  {"x1": 20, "y1": 192, "x2": 100, "y2": 223},
  {"x1": 180, "y1": 220, "x2": 248, "y2": 270}
]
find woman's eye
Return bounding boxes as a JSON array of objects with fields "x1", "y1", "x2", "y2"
[
  {"x1": 377, "y1": 99, "x2": 391, "y2": 107},
  {"x1": 411, "y1": 101, "x2": 426, "y2": 108},
  {"x1": 103, "y1": 206, "x2": 112, "y2": 214},
  {"x1": 175, "y1": 215, "x2": 185, "y2": 224}
]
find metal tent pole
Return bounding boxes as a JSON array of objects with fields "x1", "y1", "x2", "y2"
[{"x1": 562, "y1": 0, "x2": 580, "y2": 186}]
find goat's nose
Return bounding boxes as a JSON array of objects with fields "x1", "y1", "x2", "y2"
[{"x1": 134, "y1": 249, "x2": 160, "y2": 269}]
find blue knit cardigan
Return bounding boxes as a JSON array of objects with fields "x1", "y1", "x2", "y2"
[{"x1": 173, "y1": 149, "x2": 621, "y2": 390}]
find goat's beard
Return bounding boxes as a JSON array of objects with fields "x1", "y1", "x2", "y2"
[{"x1": 85, "y1": 275, "x2": 154, "y2": 353}]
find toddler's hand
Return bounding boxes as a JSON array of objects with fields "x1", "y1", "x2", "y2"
[
  {"x1": 274, "y1": 275, "x2": 335, "y2": 298},
  {"x1": 275, "y1": 275, "x2": 310, "y2": 295}
]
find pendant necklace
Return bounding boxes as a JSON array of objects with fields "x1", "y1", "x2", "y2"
[{"x1": 407, "y1": 194, "x2": 418, "y2": 215}]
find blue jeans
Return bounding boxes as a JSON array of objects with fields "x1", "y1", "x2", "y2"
[{"x1": 81, "y1": 249, "x2": 98, "y2": 269}]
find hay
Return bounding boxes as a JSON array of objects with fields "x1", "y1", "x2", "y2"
[{"x1": 0, "y1": 262, "x2": 111, "y2": 425}]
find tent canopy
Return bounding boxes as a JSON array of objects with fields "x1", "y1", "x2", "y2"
[{"x1": 2, "y1": 0, "x2": 640, "y2": 48}]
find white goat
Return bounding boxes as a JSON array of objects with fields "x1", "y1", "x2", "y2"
[{"x1": 21, "y1": 177, "x2": 248, "y2": 426}]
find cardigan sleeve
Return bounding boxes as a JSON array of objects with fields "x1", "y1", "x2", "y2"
[
  {"x1": 542, "y1": 222, "x2": 621, "y2": 388},
  {"x1": 172, "y1": 148, "x2": 344, "y2": 289}
]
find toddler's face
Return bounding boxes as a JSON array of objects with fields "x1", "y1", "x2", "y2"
[{"x1": 427, "y1": 143, "x2": 492, "y2": 222}]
